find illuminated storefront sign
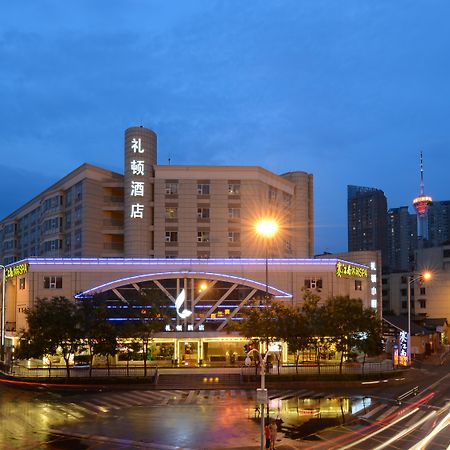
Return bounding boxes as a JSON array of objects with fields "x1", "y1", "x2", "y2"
[
  {"x1": 5, "y1": 263, "x2": 29, "y2": 281},
  {"x1": 370, "y1": 261, "x2": 377, "y2": 310},
  {"x1": 129, "y1": 137, "x2": 146, "y2": 219},
  {"x1": 165, "y1": 324, "x2": 205, "y2": 332},
  {"x1": 397, "y1": 330, "x2": 408, "y2": 366},
  {"x1": 335, "y1": 262, "x2": 368, "y2": 278}
]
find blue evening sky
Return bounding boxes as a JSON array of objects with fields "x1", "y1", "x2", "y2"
[{"x1": 1, "y1": 1, "x2": 449, "y2": 253}]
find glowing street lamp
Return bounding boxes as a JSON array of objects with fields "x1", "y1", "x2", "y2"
[
  {"x1": 407, "y1": 271, "x2": 432, "y2": 366},
  {"x1": 255, "y1": 219, "x2": 279, "y2": 300}
]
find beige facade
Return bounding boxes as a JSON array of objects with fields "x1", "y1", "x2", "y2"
[{"x1": 5, "y1": 257, "x2": 371, "y2": 343}]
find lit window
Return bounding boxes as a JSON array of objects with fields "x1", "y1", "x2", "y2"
[
  {"x1": 165, "y1": 207, "x2": 177, "y2": 219},
  {"x1": 228, "y1": 184, "x2": 240, "y2": 195}
]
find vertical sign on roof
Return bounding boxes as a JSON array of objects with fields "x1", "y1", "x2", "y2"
[
  {"x1": 124, "y1": 127, "x2": 157, "y2": 257},
  {"x1": 130, "y1": 138, "x2": 146, "y2": 219}
]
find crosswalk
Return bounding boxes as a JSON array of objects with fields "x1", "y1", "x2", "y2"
[{"x1": 51, "y1": 388, "x2": 326, "y2": 422}]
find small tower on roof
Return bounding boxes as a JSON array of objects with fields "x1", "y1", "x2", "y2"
[{"x1": 413, "y1": 151, "x2": 432, "y2": 243}]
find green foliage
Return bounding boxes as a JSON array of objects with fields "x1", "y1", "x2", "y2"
[{"x1": 16, "y1": 296, "x2": 84, "y2": 377}]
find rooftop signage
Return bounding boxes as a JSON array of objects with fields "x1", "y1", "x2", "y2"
[
  {"x1": 335, "y1": 262, "x2": 368, "y2": 278},
  {"x1": 5, "y1": 262, "x2": 29, "y2": 281}
]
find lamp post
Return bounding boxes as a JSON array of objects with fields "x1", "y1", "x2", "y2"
[
  {"x1": 406, "y1": 271, "x2": 431, "y2": 366},
  {"x1": 0, "y1": 264, "x2": 6, "y2": 363},
  {"x1": 255, "y1": 219, "x2": 278, "y2": 301},
  {"x1": 245, "y1": 345, "x2": 280, "y2": 450}
]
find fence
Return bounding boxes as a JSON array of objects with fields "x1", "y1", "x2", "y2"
[
  {"x1": 241, "y1": 360, "x2": 395, "y2": 377},
  {"x1": 9, "y1": 364, "x2": 159, "y2": 379}
]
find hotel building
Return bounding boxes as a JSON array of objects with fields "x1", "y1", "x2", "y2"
[{"x1": 0, "y1": 126, "x2": 375, "y2": 364}]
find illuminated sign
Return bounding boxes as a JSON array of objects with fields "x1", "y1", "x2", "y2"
[
  {"x1": 175, "y1": 289, "x2": 192, "y2": 319},
  {"x1": 398, "y1": 330, "x2": 408, "y2": 366},
  {"x1": 335, "y1": 262, "x2": 368, "y2": 278},
  {"x1": 5, "y1": 263, "x2": 29, "y2": 281},
  {"x1": 165, "y1": 324, "x2": 205, "y2": 332},
  {"x1": 129, "y1": 137, "x2": 146, "y2": 219}
]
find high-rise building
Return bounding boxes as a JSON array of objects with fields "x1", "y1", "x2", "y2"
[
  {"x1": 387, "y1": 206, "x2": 417, "y2": 272},
  {"x1": 427, "y1": 200, "x2": 450, "y2": 247},
  {"x1": 347, "y1": 185, "x2": 388, "y2": 270}
]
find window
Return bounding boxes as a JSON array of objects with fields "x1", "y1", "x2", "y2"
[
  {"x1": 400, "y1": 288, "x2": 407, "y2": 296},
  {"x1": 19, "y1": 278, "x2": 26, "y2": 290},
  {"x1": 443, "y1": 248, "x2": 450, "y2": 258},
  {"x1": 165, "y1": 252, "x2": 178, "y2": 258},
  {"x1": 165, "y1": 182, "x2": 178, "y2": 195},
  {"x1": 401, "y1": 301, "x2": 407, "y2": 309},
  {"x1": 197, "y1": 183, "x2": 210, "y2": 195},
  {"x1": 65, "y1": 234, "x2": 72, "y2": 251},
  {"x1": 228, "y1": 231, "x2": 240, "y2": 243},
  {"x1": 228, "y1": 208, "x2": 240, "y2": 219},
  {"x1": 282, "y1": 192, "x2": 291, "y2": 206},
  {"x1": 304, "y1": 278, "x2": 322, "y2": 289},
  {"x1": 418, "y1": 299, "x2": 427, "y2": 308},
  {"x1": 355, "y1": 280, "x2": 362, "y2": 291},
  {"x1": 74, "y1": 229, "x2": 82, "y2": 249},
  {"x1": 197, "y1": 207, "x2": 210, "y2": 219},
  {"x1": 420, "y1": 287, "x2": 426, "y2": 295},
  {"x1": 66, "y1": 189, "x2": 73, "y2": 207},
  {"x1": 74, "y1": 182, "x2": 83, "y2": 201},
  {"x1": 284, "y1": 240, "x2": 292, "y2": 253},
  {"x1": 197, "y1": 231, "x2": 210, "y2": 243},
  {"x1": 268, "y1": 188, "x2": 277, "y2": 202},
  {"x1": 165, "y1": 207, "x2": 177, "y2": 219},
  {"x1": 165, "y1": 231, "x2": 178, "y2": 242},
  {"x1": 74, "y1": 205, "x2": 82, "y2": 224},
  {"x1": 44, "y1": 276, "x2": 62, "y2": 289},
  {"x1": 228, "y1": 184, "x2": 240, "y2": 195},
  {"x1": 400, "y1": 276, "x2": 408, "y2": 284},
  {"x1": 65, "y1": 211, "x2": 72, "y2": 228},
  {"x1": 197, "y1": 252, "x2": 210, "y2": 259},
  {"x1": 44, "y1": 239, "x2": 62, "y2": 252}
]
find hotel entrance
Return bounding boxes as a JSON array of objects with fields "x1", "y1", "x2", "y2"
[{"x1": 178, "y1": 341, "x2": 199, "y2": 365}]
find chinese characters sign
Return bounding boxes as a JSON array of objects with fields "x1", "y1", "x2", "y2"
[
  {"x1": 130, "y1": 137, "x2": 145, "y2": 219},
  {"x1": 5, "y1": 263, "x2": 29, "y2": 281},
  {"x1": 335, "y1": 262, "x2": 368, "y2": 278}
]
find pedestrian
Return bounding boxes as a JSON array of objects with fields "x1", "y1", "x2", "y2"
[
  {"x1": 269, "y1": 419, "x2": 278, "y2": 450},
  {"x1": 264, "y1": 423, "x2": 271, "y2": 449}
]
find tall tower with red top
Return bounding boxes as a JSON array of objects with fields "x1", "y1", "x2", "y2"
[{"x1": 412, "y1": 151, "x2": 432, "y2": 243}]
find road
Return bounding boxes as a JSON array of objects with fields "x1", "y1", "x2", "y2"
[{"x1": 0, "y1": 360, "x2": 449, "y2": 449}]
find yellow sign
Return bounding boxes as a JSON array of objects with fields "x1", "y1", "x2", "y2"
[
  {"x1": 5, "y1": 263, "x2": 29, "y2": 281},
  {"x1": 335, "y1": 262, "x2": 368, "y2": 278}
]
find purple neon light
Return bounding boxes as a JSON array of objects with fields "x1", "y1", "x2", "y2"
[
  {"x1": 22, "y1": 256, "x2": 368, "y2": 269},
  {"x1": 74, "y1": 270, "x2": 292, "y2": 299}
]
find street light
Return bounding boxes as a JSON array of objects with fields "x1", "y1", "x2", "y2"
[
  {"x1": 245, "y1": 344, "x2": 281, "y2": 450},
  {"x1": 0, "y1": 264, "x2": 6, "y2": 363},
  {"x1": 407, "y1": 271, "x2": 432, "y2": 366},
  {"x1": 255, "y1": 219, "x2": 279, "y2": 301}
]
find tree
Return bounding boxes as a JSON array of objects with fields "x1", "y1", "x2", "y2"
[
  {"x1": 123, "y1": 288, "x2": 169, "y2": 376},
  {"x1": 354, "y1": 309, "x2": 384, "y2": 373},
  {"x1": 322, "y1": 295, "x2": 378, "y2": 374},
  {"x1": 17, "y1": 297, "x2": 84, "y2": 378}
]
